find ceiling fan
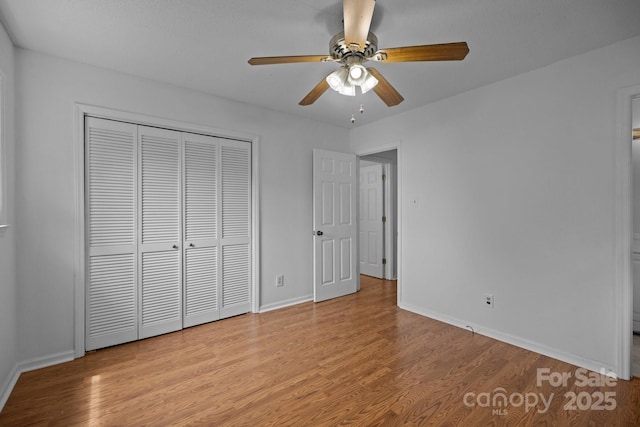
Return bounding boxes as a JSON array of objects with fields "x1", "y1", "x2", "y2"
[{"x1": 248, "y1": 0, "x2": 469, "y2": 108}]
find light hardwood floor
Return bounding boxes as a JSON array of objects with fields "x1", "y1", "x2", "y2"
[{"x1": 1, "y1": 276, "x2": 640, "y2": 426}]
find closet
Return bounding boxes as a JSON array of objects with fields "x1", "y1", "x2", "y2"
[{"x1": 85, "y1": 117, "x2": 251, "y2": 351}]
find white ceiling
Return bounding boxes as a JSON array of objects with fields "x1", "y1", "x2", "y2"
[{"x1": 0, "y1": 0, "x2": 639, "y2": 128}]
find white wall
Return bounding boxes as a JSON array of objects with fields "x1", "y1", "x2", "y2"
[
  {"x1": 14, "y1": 49, "x2": 349, "y2": 362},
  {"x1": 350, "y1": 35, "x2": 640, "y2": 374},
  {"x1": 0, "y1": 18, "x2": 16, "y2": 408}
]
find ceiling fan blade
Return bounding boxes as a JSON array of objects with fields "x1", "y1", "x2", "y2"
[
  {"x1": 299, "y1": 77, "x2": 331, "y2": 106},
  {"x1": 343, "y1": 0, "x2": 376, "y2": 51},
  {"x1": 368, "y1": 68, "x2": 404, "y2": 107},
  {"x1": 377, "y1": 42, "x2": 469, "y2": 62},
  {"x1": 248, "y1": 55, "x2": 331, "y2": 65}
]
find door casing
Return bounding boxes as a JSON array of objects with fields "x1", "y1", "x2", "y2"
[
  {"x1": 614, "y1": 84, "x2": 640, "y2": 380},
  {"x1": 356, "y1": 144, "x2": 402, "y2": 302},
  {"x1": 359, "y1": 161, "x2": 384, "y2": 278}
]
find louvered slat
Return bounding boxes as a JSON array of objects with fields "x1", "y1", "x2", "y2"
[
  {"x1": 141, "y1": 251, "x2": 181, "y2": 326},
  {"x1": 185, "y1": 247, "x2": 218, "y2": 316},
  {"x1": 185, "y1": 139, "x2": 217, "y2": 241},
  {"x1": 221, "y1": 145, "x2": 250, "y2": 239},
  {"x1": 88, "y1": 253, "x2": 136, "y2": 338},
  {"x1": 141, "y1": 133, "x2": 180, "y2": 244},
  {"x1": 222, "y1": 244, "x2": 250, "y2": 308},
  {"x1": 88, "y1": 126, "x2": 135, "y2": 247}
]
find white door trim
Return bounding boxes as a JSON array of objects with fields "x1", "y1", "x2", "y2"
[
  {"x1": 356, "y1": 143, "x2": 402, "y2": 303},
  {"x1": 614, "y1": 84, "x2": 640, "y2": 380},
  {"x1": 358, "y1": 162, "x2": 384, "y2": 278},
  {"x1": 358, "y1": 158, "x2": 396, "y2": 280},
  {"x1": 73, "y1": 103, "x2": 260, "y2": 358},
  {"x1": 382, "y1": 162, "x2": 395, "y2": 280}
]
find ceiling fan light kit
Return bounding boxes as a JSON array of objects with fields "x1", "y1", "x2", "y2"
[
  {"x1": 326, "y1": 66, "x2": 349, "y2": 91},
  {"x1": 348, "y1": 63, "x2": 365, "y2": 81},
  {"x1": 359, "y1": 72, "x2": 378, "y2": 94},
  {"x1": 337, "y1": 80, "x2": 356, "y2": 97},
  {"x1": 248, "y1": 0, "x2": 469, "y2": 119},
  {"x1": 326, "y1": 61, "x2": 379, "y2": 96}
]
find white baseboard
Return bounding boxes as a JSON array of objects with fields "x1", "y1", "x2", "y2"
[
  {"x1": 0, "y1": 363, "x2": 20, "y2": 412},
  {"x1": 399, "y1": 303, "x2": 619, "y2": 378},
  {"x1": 17, "y1": 350, "x2": 75, "y2": 374},
  {"x1": 0, "y1": 350, "x2": 75, "y2": 412},
  {"x1": 259, "y1": 295, "x2": 313, "y2": 313}
]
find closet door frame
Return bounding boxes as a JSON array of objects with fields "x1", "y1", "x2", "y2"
[{"x1": 73, "y1": 104, "x2": 260, "y2": 358}]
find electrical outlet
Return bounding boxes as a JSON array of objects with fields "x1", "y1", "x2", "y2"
[
  {"x1": 484, "y1": 294, "x2": 494, "y2": 308},
  {"x1": 276, "y1": 274, "x2": 284, "y2": 287}
]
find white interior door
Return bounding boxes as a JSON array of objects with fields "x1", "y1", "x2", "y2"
[
  {"x1": 359, "y1": 163, "x2": 384, "y2": 278},
  {"x1": 183, "y1": 133, "x2": 220, "y2": 327},
  {"x1": 220, "y1": 141, "x2": 252, "y2": 317},
  {"x1": 313, "y1": 149, "x2": 358, "y2": 302},
  {"x1": 138, "y1": 126, "x2": 183, "y2": 339},
  {"x1": 85, "y1": 118, "x2": 138, "y2": 351}
]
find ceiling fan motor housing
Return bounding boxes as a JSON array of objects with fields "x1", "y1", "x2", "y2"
[{"x1": 330, "y1": 31, "x2": 378, "y2": 63}]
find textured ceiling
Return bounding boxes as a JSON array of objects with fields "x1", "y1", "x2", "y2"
[{"x1": 1, "y1": 0, "x2": 639, "y2": 128}]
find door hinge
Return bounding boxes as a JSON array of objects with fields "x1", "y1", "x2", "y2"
[
  {"x1": 382, "y1": 174, "x2": 386, "y2": 181},
  {"x1": 382, "y1": 258, "x2": 387, "y2": 265},
  {"x1": 382, "y1": 216, "x2": 387, "y2": 223}
]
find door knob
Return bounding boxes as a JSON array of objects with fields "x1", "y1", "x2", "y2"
[
  {"x1": 172, "y1": 245, "x2": 178, "y2": 249},
  {"x1": 316, "y1": 230, "x2": 323, "y2": 236},
  {"x1": 189, "y1": 243, "x2": 195, "y2": 248}
]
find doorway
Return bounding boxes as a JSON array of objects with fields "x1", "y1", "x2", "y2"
[
  {"x1": 358, "y1": 149, "x2": 398, "y2": 280},
  {"x1": 614, "y1": 84, "x2": 640, "y2": 380}
]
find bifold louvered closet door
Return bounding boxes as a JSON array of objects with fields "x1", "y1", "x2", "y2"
[{"x1": 86, "y1": 117, "x2": 251, "y2": 351}]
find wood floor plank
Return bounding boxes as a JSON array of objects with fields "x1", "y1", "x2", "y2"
[{"x1": 1, "y1": 275, "x2": 640, "y2": 426}]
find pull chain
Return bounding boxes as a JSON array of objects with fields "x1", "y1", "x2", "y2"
[
  {"x1": 350, "y1": 95, "x2": 357, "y2": 123},
  {"x1": 349, "y1": 92, "x2": 367, "y2": 124}
]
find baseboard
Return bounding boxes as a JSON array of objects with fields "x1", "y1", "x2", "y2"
[
  {"x1": 17, "y1": 350, "x2": 75, "y2": 374},
  {"x1": 399, "y1": 302, "x2": 619, "y2": 378},
  {"x1": 0, "y1": 350, "x2": 75, "y2": 412},
  {"x1": 0, "y1": 363, "x2": 20, "y2": 412},
  {"x1": 259, "y1": 295, "x2": 313, "y2": 313}
]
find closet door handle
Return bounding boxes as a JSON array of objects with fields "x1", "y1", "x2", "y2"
[
  {"x1": 172, "y1": 245, "x2": 178, "y2": 249},
  {"x1": 189, "y1": 243, "x2": 195, "y2": 248}
]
